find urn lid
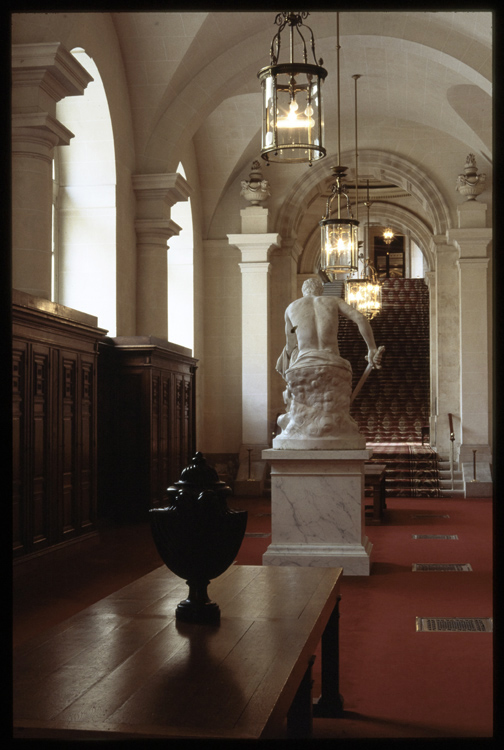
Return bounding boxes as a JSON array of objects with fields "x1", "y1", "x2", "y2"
[{"x1": 174, "y1": 452, "x2": 230, "y2": 493}]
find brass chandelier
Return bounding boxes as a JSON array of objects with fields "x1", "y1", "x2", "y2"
[
  {"x1": 257, "y1": 12, "x2": 327, "y2": 164},
  {"x1": 382, "y1": 227, "x2": 395, "y2": 244}
]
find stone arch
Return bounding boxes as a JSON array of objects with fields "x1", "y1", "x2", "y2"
[
  {"x1": 276, "y1": 149, "x2": 451, "y2": 275},
  {"x1": 299, "y1": 203, "x2": 435, "y2": 275}
]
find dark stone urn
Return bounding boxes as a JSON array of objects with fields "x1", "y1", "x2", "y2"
[{"x1": 149, "y1": 452, "x2": 247, "y2": 625}]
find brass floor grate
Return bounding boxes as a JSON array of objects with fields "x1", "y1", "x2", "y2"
[
  {"x1": 412, "y1": 563, "x2": 472, "y2": 572},
  {"x1": 416, "y1": 617, "x2": 493, "y2": 633},
  {"x1": 412, "y1": 534, "x2": 458, "y2": 540},
  {"x1": 244, "y1": 532, "x2": 270, "y2": 538},
  {"x1": 411, "y1": 514, "x2": 450, "y2": 519}
]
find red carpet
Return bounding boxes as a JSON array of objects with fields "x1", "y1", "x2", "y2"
[
  {"x1": 232, "y1": 495, "x2": 493, "y2": 739},
  {"x1": 13, "y1": 494, "x2": 494, "y2": 740}
]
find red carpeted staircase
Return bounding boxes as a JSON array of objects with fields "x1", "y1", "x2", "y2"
[
  {"x1": 338, "y1": 277, "x2": 430, "y2": 444},
  {"x1": 366, "y1": 443, "x2": 442, "y2": 498},
  {"x1": 334, "y1": 278, "x2": 442, "y2": 497}
]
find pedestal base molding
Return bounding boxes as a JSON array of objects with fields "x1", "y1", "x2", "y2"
[
  {"x1": 262, "y1": 448, "x2": 373, "y2": 576},
  {"x1": 263, "y1": 539, "x2": 373, "y2": 576}
]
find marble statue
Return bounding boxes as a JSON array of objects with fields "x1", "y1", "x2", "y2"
[{"x1": 274, "y1": 276, "x2": 381, "y2": 449}]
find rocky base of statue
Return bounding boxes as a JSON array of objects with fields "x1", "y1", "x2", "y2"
[{"x1": 273, "y1": 357, "x2": 365, "y2": 450}]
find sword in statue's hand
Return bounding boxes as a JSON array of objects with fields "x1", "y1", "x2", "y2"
[{"x1": 350, "y1": 345, "x2": 385, "y2": 405}]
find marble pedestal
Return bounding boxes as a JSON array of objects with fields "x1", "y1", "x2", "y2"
[{"x1": 262, "y1": 448, "x2": 373, "y2": 575}]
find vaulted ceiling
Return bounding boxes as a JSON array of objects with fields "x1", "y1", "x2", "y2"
[{"x1": 13, "y1": 10, "x2": 492, "y2": 243}]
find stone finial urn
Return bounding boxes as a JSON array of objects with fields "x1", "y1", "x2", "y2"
[
  {"x1": 240, "y1": 160, "x2": 271, "y2": 205},
  {"x1": 149, "y1": 452, "x2": 247, "y2": 625},
  {"x1": 456, "y1": 153, "x2": 486, "y2": 201}
]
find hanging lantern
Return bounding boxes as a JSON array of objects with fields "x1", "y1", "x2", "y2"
[
  {"x1": 258, "y1": 12, "x2": 327, "y2": 164},
  {"x1": 344, "y1": 178, "x2": 382, "y2": 319},
  {"x1": 318, "y1": 15, "x2": 358, "y2": 278},
  {"x1": 383, "y1": 227, "x2": 395, "y2": 244},
  {"x1": 345, "y1": 265, "x2": 382, "y2": 320},
  {"x1": 319, "y1": 168, "x2": 359, "y2": 279}
]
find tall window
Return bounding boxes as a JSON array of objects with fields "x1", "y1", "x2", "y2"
[
  {"x1": 168, "y1": 163, "x2": 194, "y2": 352},
  {"x1": 54, "y1": 48, "x2": 116, "y2": 335},
  {"x1": 51, "y1": 155, "x2": 59, "y2": 302}
]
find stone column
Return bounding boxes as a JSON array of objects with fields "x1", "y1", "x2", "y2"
[
  {"x1": 425, "y1": 268, "x2": 438, "y2": 446},
  {"x1": 133, "y1": 174, "x2": 191, "y2": 338},
  {"x1": 449, "y1": 200, "x2": 492, "y2": 495},
  {"x1": 430, "y1": 240, "x2": 462, "y2": 457},
  {"x1": 11, "y1": 43, "x2": 92, "y2": 299},
  {"x1": 228, "y1": 207, "x2": 280, "y2": 494}
]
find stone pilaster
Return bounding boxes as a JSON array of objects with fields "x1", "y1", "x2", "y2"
[
  {"x1": 228, "y1": 212, "x2": 280, "y2": 494},
  {"x1": 430, "y1": 240, "x2": 462, "y2": 457},
  {"x1": 11, "y1": 43, "x2": 92, "y2": 299},
  {"x1": 133, "y1": 174, "x2": 191, "y2": 338},
  {"x1": 449, "y1": 223, "x2": 492, "y2": 467},
  {"x1": 424, "y1": 268, "x2": 438, "y2": 447}
]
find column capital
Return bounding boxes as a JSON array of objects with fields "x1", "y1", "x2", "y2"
[
  {"x1": 12, "y1": 112, "x2": 74, "y2": 159},
  {"x1": 227, "y1": 233, "x2": 281, "y2": 263},
  {"x1": 132, "y1": 173, "x2": 192, "y2": 219},
  {"x1": 12, "y1": 42, "x2": 93, "y2": 116},
  {"x1": 448, "y1": 227, "x2": 492, "y2": 259},
  {"x1": 238, "y1": 262, "x2": 271, "y2": 275},
  {"x1": 135, "y1": 218, "x2": 182, "y2": 244}
]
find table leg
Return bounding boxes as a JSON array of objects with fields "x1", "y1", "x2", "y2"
[
  {"x1": 380, "y1": 476, "x2": 387, "y2": 512},
  {"x1": 287, "y1": 655, "x2": 315, "y2": 737},
  {"x1": 373, "y1": 481, "x2": 381, "y2": 522},
  {"x1": 312, "y1": 595, "x2": 344, "y2": 718}
]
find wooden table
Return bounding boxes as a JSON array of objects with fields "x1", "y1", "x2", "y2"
[
  {"x1": 365, "y1": 463, "x2": 387, "y2": 524},
  {"x1": 13, "y1": 564, "x2": 343, "y2": 740}
]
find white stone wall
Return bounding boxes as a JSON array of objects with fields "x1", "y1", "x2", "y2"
[{"x1": 200, "y1": 240, "x2": 242, "y2": 453}]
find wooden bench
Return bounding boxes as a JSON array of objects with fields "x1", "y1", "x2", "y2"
[
  {"x1": 364, "y1": 463, "x2": 387, "y2": 524},
  {"x1": 13, "y1": 564, "x2": 343, "y2": 740}
]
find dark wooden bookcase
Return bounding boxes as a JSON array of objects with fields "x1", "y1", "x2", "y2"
[
  {"x1": 97, "y1": 336, "x2": 197, "y2": 522},
  {"x1": 12, "y1": 291, "x2": 107, "y2": 559}
]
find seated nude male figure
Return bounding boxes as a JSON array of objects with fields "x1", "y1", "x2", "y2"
[{"x1": 276, "y1": 276, "x2": 380, "y2": 377}]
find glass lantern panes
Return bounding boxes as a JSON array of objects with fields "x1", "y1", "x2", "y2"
[
  {"x1": 259, "y1": 63, "x2": 326, "y2": 164},
  {"x1": 345, "y1": 277, "x2": 382, "y2": 319},
  {"x1": 319, "y1": 218, "x2": 359, "y2": 279}
]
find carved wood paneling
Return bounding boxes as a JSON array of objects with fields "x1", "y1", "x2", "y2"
[
  {"x1": 12, "y1": 292, "x2": 105, "y2": 559},
  {"x1": 97, "y1": 337, "x2": 197, "y2": 522},
  {"x1": 12, "y1": 344, "x2": 27, "y2": 555},
  {"x1": 61, "y1": 354, "x2": 77, "y2": 537}
]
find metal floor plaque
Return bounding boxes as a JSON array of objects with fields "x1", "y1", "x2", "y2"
[
  {"x1": 412, "y1": 534, "x2": 458, "y2": 540},
  {"x1": 416, "y1": 617, "x2": 493, "y2": 633},
  {"x1": 412, "y1": 563, "x2": 472, "y2": 572}
]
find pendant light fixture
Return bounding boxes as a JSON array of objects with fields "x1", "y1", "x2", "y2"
[
  {"x1": 345, "y1": 180, "x2": 382, "y2": 319},
  {"x1": 342, "y1": 73, "x2": 381, "y2": 318},
  {"x1": 258, "y1": 12, "x2": 327, "y2": 165},
  {"x1": 383, "y1": 227, "x2": 395, "y2": 244},
  {"x1": 319, "y1": 13, "x2": 358, "y2": 279}
]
